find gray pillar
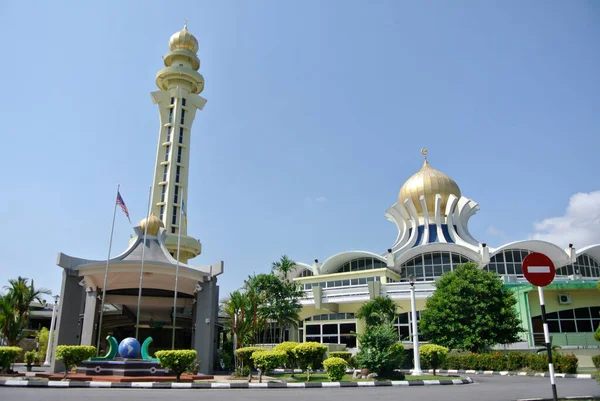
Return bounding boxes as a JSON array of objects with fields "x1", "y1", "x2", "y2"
[
  {"x1": 193, "y1": 278, "x2": 218, "y2": 375},
  {"x1": 51, "y1": 269, "x2": 85, "y2": 373},
  {"x1": 80, "y1": 288, "x2": 98, "y2": 346}
]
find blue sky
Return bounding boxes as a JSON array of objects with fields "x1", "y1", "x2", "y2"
[{"x1": 1, "y1": 1, "x2": 599, "y2": 301}]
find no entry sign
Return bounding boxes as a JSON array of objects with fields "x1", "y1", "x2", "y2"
[{"x1": 522, "y1": 252, "x2": 556, "y2": 287}]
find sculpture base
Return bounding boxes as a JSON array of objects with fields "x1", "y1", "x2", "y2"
[{"x1": 76, "y1": 358, "x2": 167, "y2": 377}]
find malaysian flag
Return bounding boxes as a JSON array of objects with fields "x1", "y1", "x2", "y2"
[{"x1": 116, "y1": 191, "x2": 131, "y2": 223}]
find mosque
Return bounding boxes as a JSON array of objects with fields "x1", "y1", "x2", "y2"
[
  {"x1": 50, "y1": 24, "x2": 223, "y2": 374},
  {"x1": 289, "y1": 149, "x2": 600, "y2": 350}
]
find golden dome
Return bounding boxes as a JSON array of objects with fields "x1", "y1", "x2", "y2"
[
  {"x1": 139, "y1": 214, "x2": 164, "y2": 236},
  {"x1": 399, "y1": 150, "x2": 461, "y2": 216},
  {"x1": 168, "y1": 22, "x2": 199, "y2": 54}
]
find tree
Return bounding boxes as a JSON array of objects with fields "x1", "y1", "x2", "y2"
[
  {"x1": 357, "y1": 296, "x2": 398, "y2": 327},
  {"x1": 419, "y1": 262, "x2": 522, "y2": 353},
  {"x1": 0, "y1": 277, "x2": 51, "y2": 346},
  {"x1": 355, "y1": 324, "x2": 405, "y2": 377}
]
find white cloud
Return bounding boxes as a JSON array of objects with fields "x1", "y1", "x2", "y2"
[
  {"x1": 487, "y1": 226, "x2": 505, "y2": 237},
  {"x1": 530, "y1": 190, "x2": 600, "y2": 248}
]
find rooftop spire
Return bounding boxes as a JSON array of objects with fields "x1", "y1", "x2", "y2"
[
  {"x1": 184, "y1": 19, "x2": 188, "y2": 30},
  {"x1": 421, "y1": 147, "x2": 428, "y2": 163}
]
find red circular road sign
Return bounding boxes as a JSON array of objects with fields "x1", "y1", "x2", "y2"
[{"x1": 522, "y1": 252, "x2": 556, "y2": 287}]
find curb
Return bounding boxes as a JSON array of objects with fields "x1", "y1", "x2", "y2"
[
  {"x1": 402, "y1": 369, "x2": 594, "y2": 380},
  {"x1": 0, "y1": 377, "x2": 473, "y2": 389},
  {"x1": 516, "y1": 397, "x2": 597, "y2": 401}
]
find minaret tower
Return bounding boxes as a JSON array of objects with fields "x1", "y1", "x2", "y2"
[{"x1": 150, "y1": 22, "x2": 205, "y2": 262}]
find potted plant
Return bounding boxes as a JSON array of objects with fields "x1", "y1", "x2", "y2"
[
  {"x1": 191, "y1": 358, "x2": 200, "y2": 375},
  {"x1": 24, "y1": 351, "x2": 36, "y2": 372}
]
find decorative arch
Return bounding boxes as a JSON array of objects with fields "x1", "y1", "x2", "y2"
[
  {"x1": 556, "y1": 253, "x2": 600, "y2": 278},
  {"x1": 319, "y1": 251, "x2": 389, "y2": 275},
  {"x1": 484, "y1": 248, "x2": 532, "y2": 276},
  {"x1": 491, "y1": 240, "x2": 571, "y2": 268},
  {"x1": 394, "y1": 244, "x2": 479, "y2": 282},
  {"x1": 287, "y1": 262, "x2": 314, "y2": 280}
]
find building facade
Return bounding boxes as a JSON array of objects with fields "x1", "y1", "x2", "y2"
[
  {"x1": 51, "y1": 24, "x2": 224, "y2": 374},
  {"x1": 290, "y1": 150, "x2": 600, "y2": 350}
]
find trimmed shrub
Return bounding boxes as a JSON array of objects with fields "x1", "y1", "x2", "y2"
[
  {"x1": 24, "y1": 350, "x2": 37, "y2": 366},
  {"x1": 323, "y1": 357, "x2": 347, "y2": 382},
  {"x1": 293, "y1": 342, "x2": 327, "y2": 381},
  {"x1": 273, "y1": 342, "x2": 299, "y2": 373},
  {"x1": 328, "y1": 351, "x2": 352, "y2": 362},
  {"x1": 154, "y1": 350, "x2": 197, "y2": 382},
  {"x1": 507, "y1": 352, "x2": 527, "y2": 371},
  {"x1": 37, "y1": 328, "x2": 51, "y2": 362},
  {"x1": 0, "y1": 346, "x2": 22, "y2": 373},
  {"x1": 55, "y1": 345, "x2": 96, "y2": 378},
  {"x1": 592, "y1": 354, "x2": 600, "y2": 369},
  {"x1": 251, "y1": 350, "x2": 286, "y2": 383},
  {"x1": 235, "y1": 346, "x2": 266, "y2": 370},
  {"x1": 419, "y1": 344, "x2": 449, "y2": 375},
  {"x1": 526, "y1": 354, "x2": 549, "y2": 372},
  {"x1": 553, "y1": 353, "x2": 578, "y2": 374}
]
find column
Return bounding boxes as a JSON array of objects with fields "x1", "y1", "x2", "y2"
[
  {"x1": 80, "y1": 288, "x2": 98, "y2": 346},
  {"x1": 192, "y1": 278, "x2": 219, "y2": 374},
  {"x1": 51, "y1": 269, "x2": 85, "y2": 373}
]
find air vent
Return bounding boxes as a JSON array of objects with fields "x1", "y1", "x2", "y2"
[{"x1": 558, "y1": 294, "x2": 571, "y2": 305}]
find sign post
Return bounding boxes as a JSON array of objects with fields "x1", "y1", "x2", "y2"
[{"x1": 522, "y1": 252, "x2": 557, "y2": 401}]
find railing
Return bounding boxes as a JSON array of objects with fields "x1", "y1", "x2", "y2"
[{"x1": 520, "y1": 332, "x2": 600, "y2": 348}]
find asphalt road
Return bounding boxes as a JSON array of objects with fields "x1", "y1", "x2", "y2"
[{"x1": 2, "y1": 376, "x2": 599, "y2": 401}]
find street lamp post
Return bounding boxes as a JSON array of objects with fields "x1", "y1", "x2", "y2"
[
  {"x1": 43, "y1": 295, "x2": 60, "y2": 366},
  {"x1": 408, "y1": 275, "x2": 422, "y2": 376}
]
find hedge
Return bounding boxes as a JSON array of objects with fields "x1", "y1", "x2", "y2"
[
  {"x1": 251, "y1": 350, "x2": 286, "y2": 382},
  {"x1": 440, "y1": 351, "x2": 578, "y2": 373},
  {"x1": 323, "y1": 357, "x2": 347, "y2": 382},
  {"x1": 0, "y1": 346, "x2": 22, "y2": 373},
  {"x1": 592, "y1": 354, "x2": 600, "y2": 369},
  {"x1": 55, "y1": 346, "x2": 96, "y2": 378},
  {"x1": 154, "y1": 350, "x2": 197, "y2": 382},
  {"x1": 328, "y1": 351, "x2": 352, "y2": 362}
]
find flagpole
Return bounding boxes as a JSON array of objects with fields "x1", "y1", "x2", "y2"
[
  {"x1": 96, "y1": 184, "x2": 120, "y2": 356},
  {"x1": 135, "y1": 186, "x2": 152, "y2": 339},
  {"x1": 171, "y1": 188, "x2": 184, "y2": 349}
]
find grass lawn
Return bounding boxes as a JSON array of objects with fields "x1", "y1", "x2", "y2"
[{"x1": 269, "y1": 373, "x2": 464, "y2": 383}]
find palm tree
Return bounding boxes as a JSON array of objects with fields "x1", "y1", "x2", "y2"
[
  {"x1": 271, "y1": 256, "x2": 303, "y2": 342},
  {"x1": 0, "y1": 277, "x2": 51, "y2": 346},
  {"x1": 357, "y1": 296, "x2": 398, "y2": 327},
  {"x1": 271, "y1": 255, "x2": 296, "y2": 282}
]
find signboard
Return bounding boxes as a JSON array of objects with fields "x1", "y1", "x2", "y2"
[{"x1": 522, "y1": 252, "x2": 556, "y2": 287}]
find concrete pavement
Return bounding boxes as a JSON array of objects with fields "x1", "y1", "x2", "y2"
[{"x1": 0, "y1": 376, "x2": 598, "y2": 401}]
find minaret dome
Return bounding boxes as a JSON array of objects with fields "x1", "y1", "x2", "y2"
[
  {"x1": 169, "y1": 22, "x2": 199, "y2": 53},
  {"x1": 399, "y1": 149, "x2": 461, "y2": 216},
  {"x1": 139, "y1": 214, "x2": 164, "y2": 236}
]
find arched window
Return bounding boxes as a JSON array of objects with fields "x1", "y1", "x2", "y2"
[
  {"x1": 400, "y1": 251, "x2": 473, "y2": 282},
  {"x1": 298, "y1": 269, "x2": 314, "y2": 277},
  {"x1": 336, "y1": 257, "x2": 386, "y2": 273},
  {"x1": 556, "y1": 254, "x2": 600, "y2": 278},
  {"x1": 484, "y1": 249, "x2": 531, "y2": 276}
]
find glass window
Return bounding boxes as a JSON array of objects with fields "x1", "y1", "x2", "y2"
[
  {"x1": 575, "y1": 308, "x2": 590, "y2": 319},
  {"x1": 165, "y1": 145, "x2": 170, "y2": 161},
  {"x1": 560, "y1": 320, "x2": 577, "y2": 333},
  {"x1": 174, "y1": 186, "x2": 179, "y2": 203},
  {"x1": 340, "y1": 323, "x2": 355, "y2": 335},
  {"x1": 323, "y1": 336, "x2": 338, "y2": 343},
  {"x1": 180, "y1": 109, "x2": 186, "y2": 124},
  {"x1": 351, "y1": 279, "x2": 358, "y2": 286},
  {"x1": 163, "y1": 165, "x2": 168, "y2": 181},
  {"x1": 546, "y1": 312, "x2": 558, "y2": 320},
  {"x1": 182, "y1": 98, "x2": 186, "y2": 106},
  {"x1": 177, "y1": 147, "x2": 183, "y2": 163},
  {"x1": 547, "y1": 320, "x2": 560, "y2": 333},
  {"x1": 306, "y1": 336, "x2": 320, "y2": 342},
  {"x1": 169, "y1": 108, "x2": 173, "y2": 123},
  {"x1": 423, "y1": 253, "x2": 433, "y2": 265},
  {"x1": 322, "y1": 324, "x2": 338, "y2": 335},
  {"x1": 179, "y1": 127, "x2": 184, "y2": 144},
  {"x1": 172, "y1": 206, "x2": 177, "y2": 225},
  {"x1": 166, "y1": 126, "x2": 172, "y2": 142},
  {"x1": 161, "y1": 185, "x2": 166, "y2": 202},
  {"x1": 159, "y1": 205, "x2": 164, "y2": 220},
  {"x1": 432, "y1": 252, "x2": 442, "y2": 265},
  {"x1": 559, "y1": 309, "x2": 575, "y2": 319},
  {"x1": 398, "y1": 313, "x2": 409, "y2": 324},
  {"x1": 359, "y1": 278, "x2": 367, "y2": 285},
  {"x1": 342, "y1": 279, "x2": 350, "y2": 286},
  {"x1": 576, "y1": 320, "x2": 592, "y2": 332},
  {"x1": 505, "y1": 251, "x2": 514, "y2": 262},
  {"x1": 170, "y1": 97, "x2": 174, "y2": 105},
  {"x1": 176, "y1": 166, "x2": 180, "y2": 183},
  {"x1": 306, "y1": 325, "x2": 320, "y2": 335},
  {"x1": 441, "y1": 253, "x2": 451, "y2": 264}
]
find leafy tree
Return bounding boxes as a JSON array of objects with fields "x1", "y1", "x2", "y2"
[
  {"x1": 357, "y1": 296, "x2": 398, "y2": 327},
  {"x1": 355, "y1": 323, "x2": 404, "y2": 377},
  {"x1": 419, "y1": 262, "x2": 522, "y2": 353}
]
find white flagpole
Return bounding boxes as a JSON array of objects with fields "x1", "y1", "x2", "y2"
[
  {"x1": 135, "y1": 186, "x2": 152, "y2": 339},
  {"x1": 96, "y1": 184, "x2": 120, "y2": 356},
  {"x1": 171, "y1": 188, "x2": 184, "y2": 349}
]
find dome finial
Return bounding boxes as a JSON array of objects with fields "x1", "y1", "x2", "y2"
[
  {"x1": 184, "y1": 18, "x2": 188, "y2": 30},
  {"x1": 420, "y1": 148, "x2": 428, "y2": 162}
]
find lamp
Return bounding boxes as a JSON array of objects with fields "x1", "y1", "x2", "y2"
[
  {"x1": 407, "y1": 274, "x2": 422, "y2": 375},
  {"x1": 43, "y1": 295, "x2": 60, "y2": 366}
]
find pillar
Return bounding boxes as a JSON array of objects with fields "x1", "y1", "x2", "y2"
[
  {"x1": 51, "y1": 269, "x2": 85, "y2": 373},
  {"x1": 192, "y1": 278, "x2": 219, "y2": 375},
  {"x1": 80, "y1": 288, "x2": 98, "y2": 346}
]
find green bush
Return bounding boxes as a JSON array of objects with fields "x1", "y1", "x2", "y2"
[
  {"x1": 55, "y1": 345, "x2": 96, "y2": 378},
  {"x1": 37, "y1": 328, "x2": 50, "y2": 361},
  {"x1": 553, "y1": 353, "x2": 578, "y2": 374},
  {"x1": 154, "y1": 350, "x2": 197, "y2": 382},
  {"x1": 594, "y1": 325, "x2": 600, "y2": 343},
  {"x1": 592, "y1": 354, "x2": 600, "y2": 369},
  {"x1": 507, "y1": 352, "x2": 527, "y2": 371},
  {"x1": 419, "y1": 344, "x2": 448, "y2": 375},
  {"x1": 526, "y1": 354, "x2": 549, "y2": 372},
  {"x1": 251, "y1": 350, "x2": 286, "y2": 382},
  {"x1": 440, "y1": 351, "x2": 553, "y2": 372},
  {"x1": 24, "y1": 350, "x2": 37, "y2": 365},
  {"x1": 323, "y1": 357, "x2": 347, "y2": 382},
  {"x1": 0, "y1": 346, "x2": 22, "y2": 373},
  {"x1": 273, "y1": 342, "x2": 299, "y2": 373},
  {"x1": 235, "y1": 347, "x2": 265, "y2": 370},
  {"x1": 293, "y1": 342, "x2": 327, "y2": 381},
  {"x1": 328, "y1": 351, "x2": 352, "y2": 362},
  {"x1": 355, "y1": 324, "x2": 405, "y2": 377}
]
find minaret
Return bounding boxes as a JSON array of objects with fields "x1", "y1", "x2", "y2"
[{"x1": 149, "y1": 22, "x2": 205, "y2": 262}]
